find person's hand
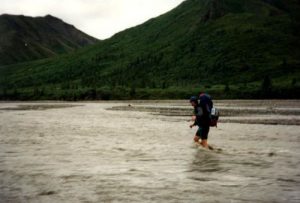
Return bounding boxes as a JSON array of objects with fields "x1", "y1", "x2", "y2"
[
  {"x1": 190, "y1": 124, "x2": 194, "y2": 128},
  {"x1": 191, "y1": 115, "x2": 196, "y2": 121}
]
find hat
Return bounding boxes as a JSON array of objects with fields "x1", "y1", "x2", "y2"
[{"x1": 189, "y1": 96, "x2": 198, "y2": 103}]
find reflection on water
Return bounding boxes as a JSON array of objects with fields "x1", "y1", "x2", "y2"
[{"x1": 0, "y1": 101, "x2": 300, "y2": 202}]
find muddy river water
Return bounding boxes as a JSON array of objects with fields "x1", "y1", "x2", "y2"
[{"x1": 0, "y1": 101, "x2": 299, "y2": 202}]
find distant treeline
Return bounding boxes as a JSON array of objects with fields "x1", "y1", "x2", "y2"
[{"x1": 1, "y1": 78, "x2": 299, "y2": 101}]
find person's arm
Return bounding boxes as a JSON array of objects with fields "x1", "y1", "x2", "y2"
[
  {"x1": 190, "y1": 109, "x2": 197, "y2": 128},
  {"x1": 195, "y1": 107, "x2": 203, "y2": 119},
  {"x1": 190, "y1": 107, "x2": 203, "y2": 127},
  {"x1": 190, "y1": 120, "x2": 197, "y2": 128},
  {"x1": 190, "y1": 118, "x2": 197, "y2": 128}
]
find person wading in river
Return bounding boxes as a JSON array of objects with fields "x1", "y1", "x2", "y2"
[{"x1": 189, "y1": 94, "x2": 213, "y2": 150}]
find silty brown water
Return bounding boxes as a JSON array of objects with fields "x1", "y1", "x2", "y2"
[{"x1": 0, "y1": 101, "x2": 299, "y2": 202}]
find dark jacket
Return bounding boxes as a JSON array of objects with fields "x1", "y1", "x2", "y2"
[{"x1": 193, "y1": 94, "x2": 212, "y2": 127}]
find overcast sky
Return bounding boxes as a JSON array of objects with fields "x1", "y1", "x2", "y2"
[{"x1": 0, "y1": 0, "x2": 185, "y2": 39}]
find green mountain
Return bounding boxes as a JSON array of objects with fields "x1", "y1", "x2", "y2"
[
  {"x1": 0, "y1": 14, "x2": 99, "y2": 65},
  {"x1": 1, "y1": 0, "x2": 300, "y2": 100}
]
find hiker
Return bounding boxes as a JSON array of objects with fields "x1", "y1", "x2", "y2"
[{"x1": 189, "y1": 94, "x2": 212, "y2": 149}]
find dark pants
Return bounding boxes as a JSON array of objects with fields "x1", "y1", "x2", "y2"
[{"x1": 196, "y1": 125, "x2": 210, "y2": 140}]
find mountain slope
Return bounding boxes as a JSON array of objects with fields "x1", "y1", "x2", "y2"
[
  {"x1": 0, "y1": 14, "x2": 99, "y2": 65},
  {"x1": 1, "y1": 0, "x2": 300, "y2": 99}
]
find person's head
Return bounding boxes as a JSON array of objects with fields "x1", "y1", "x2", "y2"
[{"x1": 189, "y1": 96, "x2": 198, "y2": 107}]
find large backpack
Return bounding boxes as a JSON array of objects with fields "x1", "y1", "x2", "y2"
[
  {"x1": 199, "y1": 93, "x2": 219, "y2": 127},
  {"x1": 210, "y1": 107, "x2": 220, "y2": 127}
]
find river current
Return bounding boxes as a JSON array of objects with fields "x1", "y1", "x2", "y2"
[{"x1": 0, "y1": 101, "x2": 299, "y2": 202}]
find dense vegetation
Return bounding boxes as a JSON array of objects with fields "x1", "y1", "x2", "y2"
[
  {"x1": 0, "y1": 14, "x2": 99, "y2": 65},
  {"x1": 1, "y1": 0, "x2": 300, "y2": 100}
]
